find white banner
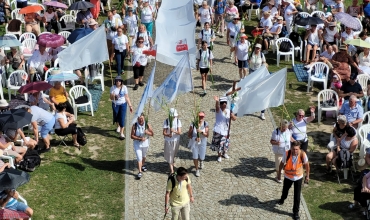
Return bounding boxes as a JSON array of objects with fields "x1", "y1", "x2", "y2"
[
  {"x1": 57, "y1": 26, "x2": 109, "y2": 71},
  {"x1": 237, "y1": 68, "x2": 287, "y2": 115}
]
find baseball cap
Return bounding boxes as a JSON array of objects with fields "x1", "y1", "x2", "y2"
[{"x1": 255, "y1": 43, "x2": 262, "y2": 48}]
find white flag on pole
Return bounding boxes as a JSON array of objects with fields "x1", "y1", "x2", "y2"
[
  {"x1": 132, "y1": 62, "x2": 156, "y2": 124},
  {"x1": 150, "y1": 54, "x2": 193, "y2": 111},
  {"x1": 57, "y1": 25, "x2": 109, "y2": 71},
  {"x1": 237, "y1": 68, "x2": 287, "y2": 115}
]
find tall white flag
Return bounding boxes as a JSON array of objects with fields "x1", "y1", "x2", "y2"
[
  {"x1": 57, "y1": 26, "x2": 109, "y2": 70},
  {"x1": 237, "y1": 68, "x2": 287, "y2": 115},
  {"x1": 132, "y1": 62, "x2": 156, "y2": 124},
  {"x1": 150, "y1": 54, "x2": 193, "y2": 111}
]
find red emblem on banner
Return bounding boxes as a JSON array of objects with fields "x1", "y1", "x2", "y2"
[{"x1": 176, "y1": 39, "x2": 188, "y2": 52}]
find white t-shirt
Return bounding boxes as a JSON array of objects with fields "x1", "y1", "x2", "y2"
[
  {"x1": 29, "y1": 50, "x2": 51, "y2": 69},
  {"x1": 54, "y1": 112, "x2": 67, "y2": 130},
  {"x1": 282, "y1": 151, "x2": 308, "y2": 181},
  {"x1": 110, "y1": 85, "x2": 128, "y2": 105},
  {"x1": 163, "y1": 118, "x2": 182, "y2": 141},
  {"x1": 324, "y1": 26, "x2": 338, "y2": 42},
  {"x1": 133, "y1": 122, "x2": 149, "y2": 148},
  {"x1": 341, "y1": 30, "x2": 355, "y2": 41},
  {"x1": 105, "y1": 18, "x2": 123, "y2": 40},
  {"x1": 365, "y1": 37, "x2": 370, "y2": 44},
  {"x1": 262, "y1": 6, "x2": 278, "y2": 18},
  {"x1": 284, "y1": 3, "x2": 295, "y2": 21},
  {"x1": 198, "y1": 29, "x2": 215, "y2": 45},
  {"x1": 227, "y1": 21, "x2": 243, "y2": 37},
  {"x1": 290, "y1": 117, "x2": 308, "y2": 141},
  {"x1": 320, "y1": 50, "x2": 335, "y2": 59},
  {"x1": 141, "y1": 6, "x2": 154, "y2": 23},
  {"x1": 235, "y1": 41, "x2": 250, "y2": 61},
  {"x1": 213, "y1": 109, "x2": 230, "y2": 136},
  {"x1": 131, "y1": 45, "x2": 149, "y2": 66},
  {"x1": 124, "y1": 15, "x2": 139, "y2": 36},
  {"x1": 132, "y1": 31, "x2": 151, "y2": 47},
  {"x1": 112, "y1": 35, "x2": 129, "y2": 52},
  {"x1": 307, "y1": 29, "x2": 320, "y2": 45},
  {"x1": 270, "y1": 22, "x2": 283, "y2": 33},
  {"x1": 189, "y1": 121, "x2": 208, "y2": 148},
  {"x1": 249, "y1": 52, "x2": 266, "y2": 71},
  {"x1": 196, "y1": 48, "x2": 214, "y2": 68},
  {"x1": 271, "y1": 129, "x2": 292, "y2": 155},
  {"x1": 30, "y1": 105, "x2": 54, "y2": 126},
  {"x1": 334, "y1": 2, "x2": 344, "y2": 12},
  {"x1": 199, "y1": 7, "x2": 212, "y2": 23},
  {"x1": 359, "y1": 52, "x2": 370, "y2": 67},
  {"x1": 261, "y1": 17, "x2": 273, "y2": 33}
]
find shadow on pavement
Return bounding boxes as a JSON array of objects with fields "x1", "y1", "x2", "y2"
[{"x1": 218, "y1": 194, "x2": 292, "y2": 217}]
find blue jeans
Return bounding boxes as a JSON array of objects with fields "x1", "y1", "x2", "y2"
[
  {"x1": 142, "y1": 22, "x2": 153, "y2": 36},
  {"x1": 115, "y1": 49, "x2": 126, "y2": 75},
  {"x1": 112, "y1": 102, "x2": 127, "y2": 128}
]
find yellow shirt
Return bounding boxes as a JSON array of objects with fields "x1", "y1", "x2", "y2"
[
  {"x1": 166, "y1": 176, "x2": 191, "y2": 207},
  {"x1": 49, "y1": 86, "x2": 67, "y2": 103}
]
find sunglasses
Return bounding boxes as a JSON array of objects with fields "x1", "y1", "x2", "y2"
[
  {"x1": 138, "y1": 41, "x2": 144, "y2": 43},
  {"x1": 298, "y1": 115, "x2": 304, "y2": 117}
]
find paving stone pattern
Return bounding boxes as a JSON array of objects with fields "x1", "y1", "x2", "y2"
[{"x1": 124, "y1": 31, "x2": 311, "y2": 220}]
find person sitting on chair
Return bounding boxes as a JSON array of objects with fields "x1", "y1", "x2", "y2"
[
  {"x1": 339, "y1": 95, "x2": 364, "y2": 129},
  {"x1": 0, "y1": 189, "x2": 33, "y2": 218},
  {"x1": 54, "y1": 103, "x2": 80, "y2": 150},
  {"x1": 348, "y1": 169, "x2": 370, "y2": 215},
  {"x1": 0, "y1": 130, "x2": 26, "y2": 164},
  {"x1": 49, "y1": 81, "x2": 74, "y2": 114},
  {"x1": 28, "y1": 45, "x2": 51, "y2": 81},
  {"x1": 0, "y1": 149, "x2": 11, "y2": 172}
]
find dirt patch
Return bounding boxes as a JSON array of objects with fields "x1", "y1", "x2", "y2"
[{"x1": 88, "y1": 145, "x2": 101, "y2": 159}]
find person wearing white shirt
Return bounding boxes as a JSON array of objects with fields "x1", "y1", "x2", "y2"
[
  {"x1": 163, "y1": 108, "x2": 182, "y2": 174},
  {"x1": 283, "y1": 0, "x2": 298, "y2": 34},
  {"x1": 112, "y1": 27, "x2": 129, "y2": 75},
  {"x1": 359, "y1": 31, "x2": 370, "y2": 44},
  {"x1": 227, "y1": 15, "x2": 244, "y2": 59},
  {"x1": 132, "y1": 24, "x2": 153, "y2": 47},
  {"x1": 262, "y1": 16, "x2": 283, "y2": 54},
  {"x1": 130, "y1": 37, "x2": 149, "y2": 90},
  {"x1": 111, "y1": 7, "x2": 122, "y2": 20},
  {"x1": 198, "y1": 22, "x2": 216, "y2": 50},
  {"x1": 256, "y1": 11, "x2": 273, "y2": 54},
  {"x1": 196, "y1": 41, "x2": 214, "y2": 96},
  {"x1": 104, "y1": 11, "x2": 124, "y2": 64},
  {"x1": 341, "y1": 26, "x2": 357, "y2": 54},
  {"x1": 123, "y1": 7, "x2": 139, "y2": 44},
  {"x1": 28, "y1": 46, "x2": 51, "y2": 80},
  {"x1": 332, "y1": 0, "x2": 344, "y2": 13},
  {"x1": 234, "y1": 34, "x2": 250, "y2": 79},
  {"x1": 140, "y1": 0, "x2": 155, "y2": 36},
  {"x1": 198, "y1": 1, "x2": 213, "y2": 28},
  {"x1": 304, "y1": 24, "x2": 322, "y2": 63},
  {"x1": 319, "y1": 45, "x2": 335, "y2": 62},
  {"x1": 322, "y1": 22, "x2": 339, "y2": 49},
  {"x1": 262, "y1": 0, "x2": 279, "y2": 19}
]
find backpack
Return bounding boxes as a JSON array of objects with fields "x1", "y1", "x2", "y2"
[
  {"x1": 167, "y1": 173, "x2": 188, "y2": 193},
  {"x1": 198, "y1": 49, "x2": 211, "y2": 60},
  {"x1": 200, "y1": 29, "x2": 214, "y2": 41},
  {"x1": 279, "y1": 41, "x2": 291, "y2": 52},
  {"x1": 19, "y1": 149, "x2": 41, "y2": 172},
  {"x1": 336, "y1": 149, "x2": 351, "y2": 169},
  {"x1": 137, "y1": 31, "x2": 150, "y2": 39},
  {"x1": 76, "y1": 127, "x2": 87, "y2": 146},
  {"x1": 289, "y1": 31, "x2": 300, "y2": 47}
]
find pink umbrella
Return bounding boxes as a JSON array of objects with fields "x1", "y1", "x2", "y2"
[
  {"x1": 37, "y1": 34, "x2": 65, "y2": 48},
  {"x1": 44, "y1": 1, "x2": 68, "y2": 9}
]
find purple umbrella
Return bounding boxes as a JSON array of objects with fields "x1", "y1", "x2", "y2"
[
  {"x1": 44, "y1": 1, "x2": 68, "y2": 9},
  {"x1": 38, "y1": 34, "x2": 65, "y2": 48},
  {"x1": 334, "y1": 12, "x2": 362, "y2": 30}
]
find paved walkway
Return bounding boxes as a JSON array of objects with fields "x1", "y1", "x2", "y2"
[{"x1": 124, "y1": 31, "x2": 311, "y2": 220}]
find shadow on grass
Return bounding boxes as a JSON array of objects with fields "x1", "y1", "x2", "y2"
[
  {"x1": 218, "y1": 195, "x2": 292, "y2": 217},
  {"x1": 222, "y1": 157, "x2": 276, "y2": 181},
  {"x1": 318, "y1": 201, "x2": 354, "y2": 216},
  {"x1": 84, "y1": 125, "x2": 120, "y2": 139},
  {"x1": 57, "y1": 161, "x2": 86, "y2": 171}
]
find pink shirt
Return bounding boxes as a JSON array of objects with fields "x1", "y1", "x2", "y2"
[{"x1": 225, "y1": 6, "x2": 238, "y2": 15}]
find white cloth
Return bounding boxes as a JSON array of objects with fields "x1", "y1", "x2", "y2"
[
  {"x1": 341, "y1": 30, "x2": 355, "y2": 42},
  {"x1": 307, "y1": 29, "x2": 320, "y2": 45},
  {"x1": 198, "y1": 29, "x2": 215, "y2": 45},
  {"x1": 124, "y1": 15, "x2": 139, "y2": 36},
  {"x1": 112, "y1": 35, "x2": 129, "y2": 52},
  {"x1": 235, "y1": 41, "x2": 250, "y2": 61},
  {"x1": 359, "y1": 52, "x2": 370, "y2": 67},
  {"x1": 133, "y1": 122, "x2": 149, "y2": 148},
  {"x1": 196, "y1": 49, "x2": 214, "y2": 68},
  {"x1": 30, "y1": 106, "x2": 54, "y2": 126},
  {"x1": 271, "y1": 129, "x2": 292, "y2": 154},
  {"x1": 110, "y1": 85, "x2": 128, "y2": 105},
  {"x1": 131, "y1": 45, "x2": 149, "y2": 66},
  {"x1": 249, "y1": 52, "x2": 266, "y2": 70},
  {"x1": 284, "y1": 3, "x2": 295, "y2": 21},
  {"x1": 199, "y1": 7, "x2": 212, "y2": 24},
  {"x1": 290, "y1": 117, "x2": 308, "y2": 141},
  {"x1": 213, "y1": 109, "x2": 230, "y2": 136},
  {"x1": 29, "y1": 50, "x2": 51, "y2": 69},
  {"x1": 141, "y1": 6, "x2": 154, "y2": 23},
  {"x1": 189, "y1": 122, "x2": 208, "y2": 158},
  {"x1": 261, "y1": 17, "x2": 273, "y2": 34},
  {"x1": 105, "y1": 17, "x2": 123, "y2": 40},
  {"x1": 54, "y1": 112, "x2": 67, "y2": 129},
  {"x1": 324, "y1": 27, "x2": 338, "y2": 42},
  {"x1": 365, "y1": 37, "x2": 370, "y2": 44},
  {"x1": 262, "y1": 6, "x2": 278, "y2": 18},
  {"x1": 270, "y1": 23, "x2": 282, "y2": 33},
  {"x1": 163, "y1": 118, "x2": 182, "y2": 141}
]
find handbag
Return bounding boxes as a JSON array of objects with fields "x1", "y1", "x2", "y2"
[{"x1": 75, "y1": 95, "x2": 88, "y2": 104}]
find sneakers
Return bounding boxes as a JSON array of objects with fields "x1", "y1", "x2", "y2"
[
  {"x1": 116, "y1": 127, "x2": 120, "y2": 133},
  {"x1": 195, "y1": 169, "x2": 200, "y2": 177},
  {"x1": 199, "y1": 161, "x2": 204, "y2": 169},
  {"x1": 217, "y1": 157, "x2": 222, "y2": 162},
  {"x1": 137, "y1": 172, "x2": 142, "y2": 179},
  {"x1": 260, "y1": 113, "x2": 266, "y2": 120},
  {"x1": 275, "y1": 177, "x2": 282, "y2": 183},
  {"x1": 223, "y1": 154, "x2": 230, "y2": 159},
  {"x1": 142, "y1": 166, "x2": 147, "y2": 172},
  {"x1": 120, "y1": 134, "x2": 125, "y2": 140},
  {"x1": 133, "y1": 84, "x2": 139, "y2": 90},
  {"x1": 139, "y1": 81, "x2": 145, "y2": 87},
  {"x1": 277, "y1": 200, "x2": 284, "y2": 205}
]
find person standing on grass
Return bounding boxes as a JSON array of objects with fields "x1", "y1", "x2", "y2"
[
  {"x1": 112, "y1": 27, "x2": 129, "y2": 76},
  {"x1": 165, "y1": 167, "x2": 194, "y2": 220},
  {"x1": 131, "y1": 113, "x2": 154, "y2": 179},
  {"x1": 211, "y1": 96, "x2": 237, "y2": 162},
  {"x1": 110, "y1": 76, "x2": 133, "y2": 140},
  {"x1": 196, "y1": 41, "x2": 214, "y2": 97},
  {"x1": 277, "y1": 141, "x2": 310, "y2": 220},
  {"x1": 234, "y1": 33, "x2": 250, "y2": 80}
]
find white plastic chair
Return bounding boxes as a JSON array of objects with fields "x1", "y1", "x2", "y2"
[
  {"x1": 0, "y1": 75, "x2": 4, "y2": 100},
  {"x1": 275, "y1": 38, "x2": 295, "y2": 67},
  {"x1": 60, "y1": 15, "x2": 76, "y2": 31},
  {"x1": 358, "y1": 74, "x2": 370, "y2": 96},
  {"x1": 317, "y1": 89, "x2": 339, "y2": 124},
  {"x1": 358, "y1": 124, "x2": 370, "y2": 162},
  {"x1": 21, "y1": 38, "x2": 37, "y2": 60},
  {"x1": 307, "y1": 62, "x2": 329, "y2": 92},
  {"x1": 85, "y1": 63, "x2": 104, "y2": 91},
  {"x1": 69, "y1": 10, "x2": 79, "y2": 17},
  {"x1": 4, "y1": 33, "x2": 17, "y2": 39},
  {"x1": 58, "y1": 31, "x2": 71, "y2": 46},
  {"x1": 295, "y1": 12, "x2": 311, "y2": 32},
  {"x1": 0, "y1": 155, "x2": 15, "y2": 168},
  {"x1": 5, "y1": 22, "x2": 22, "y2": 36},
  {"x1": 247, "y1": 3, "x2": 261, "y2": 21},
  {"x1": 10, "y1": 9, "x2": 23, "y2": 22},
  {"x1": 311, "y1": 10, "x2": 325, "y2": 19},
  {"x1": 69, "y1": 85, "x2": 94, "y2": 120},
  {"x1": 19, "y1": 32, "x2": 36, "y2": 42},
  {"x1": 54, "y1": 58, "x2": 59, "y2": 68},
  {"x1": 7, "y1": 70, "x2": 28, "y2": 101},
  {"x1": 38, "y1": 31, "x2": 52, "y2": 36}
]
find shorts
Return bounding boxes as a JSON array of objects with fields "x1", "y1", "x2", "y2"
[
  {"x1": 238, "y1": 60, "x2": 248, "y2": 69},
  {"x1": 192, "y1": 143, "x2": 206, "y2": 160},
  {"x1": 200, "y1": 68, "x2": 209, "y2": 74},
  {"x1": 134, "y1": 144, "x2": 148, "y2": 162},
  {"x1": 40, "y1": 119, "x2": 55, "y2": 139},
  {"x1": 6, "y1": 201, "x2": 28, "y2": 212}
]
